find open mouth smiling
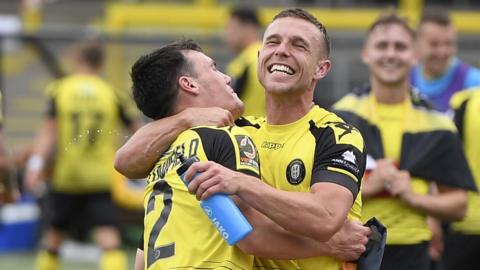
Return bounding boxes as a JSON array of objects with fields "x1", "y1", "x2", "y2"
[{"x1": 268, "y1": 64, "x2": 295, "y2": 75}]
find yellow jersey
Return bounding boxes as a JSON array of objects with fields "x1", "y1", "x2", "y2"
[
  {"x1": 450, "y1": 88, "x2": 480, "y2": 234},
  {"x1": 144, "y1": 125, "x2": 260, "y2": 270},
  {"x1": 238, "y1": 105, "x2": 365, "y2": 270},
  {"x1": 333, "y1": 87, "x2": 476, "y2": 244},
  {"x1": 227, "y1": 42, "x2": 265, "y2": 117},
  {"x1": 47, "y1": 74, "x2": 134, "y2": 193}
]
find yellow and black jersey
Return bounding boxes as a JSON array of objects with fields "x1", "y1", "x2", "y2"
[
  {"x1": 333, "y1": 87, "x2": 476, "y2": 244},
  {"x1": 237, "y1": 105, "x2": 366, "y2": 270},
  {"x1": 46, "y1": 74, "x2": 135, "y2": 193},
  {"x1": 227, "y1": 42, "x2": 265, "y2": 117},
  {"x1": 450, "y1": 88, "x2": 480, "y2": 234},
  {"x1": 144, "y1": 125, "x2": 260, "y2": 270}
]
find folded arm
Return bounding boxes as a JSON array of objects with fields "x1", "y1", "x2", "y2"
[
  {"x1": 114, "y1": 107, "x2": 234, "y2": 178},
  {"x1": 388, "y1": 171, "x2": 467, "y2": 221},
  {"x1": 186, "y1": 161, "x2": 355, "y2": 242},
  {"x1": 235, "y1": 196, "x2": 369, "y2": 261}
]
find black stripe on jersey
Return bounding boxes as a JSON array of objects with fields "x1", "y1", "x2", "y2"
[
  {"x1": 234, "y1": 66, "x2": 249, "y2": 98},
  {"x1": 452, "y1": 98, "x2": 468, "y2": 141},
  {"x1": 193, "y1": 127, "x2": 237, "y2": 171},
  {"x1": 401, "y1": 130, "x2": 476, "y2": 191},
  {"x1": 117, "y1": 103, "x2": 133, "y2": 126},
  {"x1": 309, "y1": 121, "x2": 364, "y2": 199},
  {"x1": 334, "y1": 110, "x2": 384, "y2": 159},
  {"x1": 193, "y1": 127, "x2": 260, "y2": 179},
  {"x1": 312, "y1": 170, "x2": 359, "y2": 198},
  {"x1": 48, "y1": 98, "x2": 56, "y2": 118},
  {"x1": 235, "y1": 117, "x2": 261, "y2": 129}
]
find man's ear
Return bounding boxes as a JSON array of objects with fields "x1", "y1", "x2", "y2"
[
  {"x1": 178, "y1": 75, "x2": 199, "y2": 95},
  {"x1": 361, "y1": 45, "x2": 369, "y2": 65},
  {"x1": 313, "y1": 59, "x2": 332, "y2": 80}
]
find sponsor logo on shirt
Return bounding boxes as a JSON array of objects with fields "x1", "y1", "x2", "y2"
[
  {"x1": 342, "y1": 150, "x2": 356, "y2": 164},
  {"x1": 261, "y1": 141, "x2": 284, "y2": 150},
  {"x1": 332, "y1": 150, "x2": 360, "y2": 176},
  {"x1": 236, "y1": 135, "x2": 259, "y2": 170}
]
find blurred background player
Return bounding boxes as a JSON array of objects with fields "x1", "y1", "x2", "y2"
[
  {"x1": 446, "y1": 87, "x2": 480, "y2": 270},
  {"x1": 333, "y1": 12, "x2": 476, "y2": 270},
  {"x1": 225, "y1": 5, "x2": 265, "y2": 117},
  {"x1": 0, "y1": 91, "x2": 17, "y2": 205},
  {"x1": 411, "y1": 8, "x2": 480, "y2": 113},
  {"x1": 23, "y1": 40, "x2": 140, "y2": 270}
]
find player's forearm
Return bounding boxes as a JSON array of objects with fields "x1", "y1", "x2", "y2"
[
  {"x1": 29, "y1": 119, "x2": 57, "y2": 167},
  {"x1": 114, "y1": 113, "x2": 191, "y2": 178},
  {"x1": 403, "y1": 189, "x2": 467, "y2": 221},
  {"x1": 236, "y1": 199, "x2": 333, "y2": 259},
  {"x1": 238, "y1": 180, "x2": 347, "y2": 241}
]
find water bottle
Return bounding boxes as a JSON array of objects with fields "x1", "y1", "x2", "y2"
[{"x1": 176, "y1": 153, "x2": 253, "y2": 245}]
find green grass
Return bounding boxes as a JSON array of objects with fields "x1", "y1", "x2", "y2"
[{"x1": 0, "y1": 249, "x2": 137, "y2": 270}]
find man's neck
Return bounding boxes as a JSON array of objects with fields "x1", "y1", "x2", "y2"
[
  {"x1": 265, "y1": 94, "x2": 313, "y2": 125},
  {"x1": 76, "y1": 64, "x2": 99, "y2": 76},
  {"x1": 422, "y1": 57, "x2": 455, "y2": 79},
  {"x1": 371, "y1": 78, "x2": 410, "y2": 105}
]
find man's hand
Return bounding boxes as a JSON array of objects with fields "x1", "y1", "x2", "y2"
[
  {"x1": 363, "y1": 159, "x2": 398, "y2": 197},
  {"x1": 23, "y1": 169, "x2": 45, "y2": 197},
  {"x1": 326, "y1": 220, "x2": 371, "y2": 262},
  {"x1": 387, "y1": 170, "x2": 412, "y2": 200},
  {"x1": 427, "y1": 217, "x2": 444, "y2": 261},
  {"x1": 184, "y1": 161, "x2": 248, "y2": 200},
  {"x1": 182, "y1": 107, "x2": 234, "y2": 128}
]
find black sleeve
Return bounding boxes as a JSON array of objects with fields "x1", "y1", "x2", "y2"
[
  {"x1": 193, "y1": 127, "x2": 259, "y2": 178},
  {"x1": 452, "y1": 99, "x2": 469, "y2": 141},
  {"x1": 233, "y1": 67, "x2": 249, "y2": 98},
  {"x1": 309, "y1": 121, "x2": 366, "y2": 199},
  {"x1": 117, "y1": 102, "x2": 133, "y2": 127},
  {"x1": 47, "y1": 98, "x2": 56, "y2": 117}
]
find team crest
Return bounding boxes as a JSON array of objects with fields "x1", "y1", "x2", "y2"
[{"x1": 286, "y1": 159, "x2": 306, "y2": 185}]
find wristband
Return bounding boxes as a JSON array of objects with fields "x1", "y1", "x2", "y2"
[{"x1": 27, "y1": 155, "x2": 44, "y2": 172}]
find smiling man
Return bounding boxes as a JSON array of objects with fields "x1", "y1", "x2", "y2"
[
  {"x1": 333, "y1": 12, "x2": 476, "y2": 270},
  {"x1": 116, "y1": 8, "x2": 370, "y2": 270},
  {"x1": 411, "y1": 9, "x2": 480, "y2": 112}
]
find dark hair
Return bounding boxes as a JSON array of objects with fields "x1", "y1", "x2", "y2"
[
  {"x1": 273, "y1": 8, "x2": 330, "y2": 57},
  {"x1": 131, "y1": 40, "x2": 202, "y2": 120},
  {"x1": 367, "y1": 11, "x2": 416, "y2": 40},
  {"x1": 419, "y1": 8, "x2": 451, "y2": 27},
  {"x1": 230, "y1": 6, "x2": 260, "y2": 27},
  {"x1": 78, "y1": 41, "x2": 104, "y2": 69}
]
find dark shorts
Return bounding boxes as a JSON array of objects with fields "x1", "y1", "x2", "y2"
[
  {"x1": 443, "y1": 231, "x2": 480, "y2": 270},
  {"x1": 380, "y1": 242, "x2": 430, "y2": 270},
  {"x1": 46, "y1": 192, "x2": 119, "y2": 232}
]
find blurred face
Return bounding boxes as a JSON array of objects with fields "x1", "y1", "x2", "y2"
[
  {"x1": 417, "y1": 22, "x2": 457, "y2": 77},
  {"x1": 184, "y1": 50, "x2": 244, "y2": 118},
  {"x1": 363, "y1": 24, "x2": 416, "y2": 86},
  {"x1": 257, "y1": 17, "x2": 331, "y2": 96},
  {"x1": 224, "y1": 17, "x2": 246, "y2": 53}
]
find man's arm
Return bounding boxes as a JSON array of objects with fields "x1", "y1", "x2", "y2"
[
  {"x1": 237, "y1": 201, "x2": 369, "y2": 261},
  {"x1": 186, "y1": 161, "x2": 355, "y2": 242},
  {"x1": 388, "y1": 171, "x2": 467, "y2": 221},
  {"x1": 24, "y1": 118, "x2": 57, "y2": 194},
  {"x1": 114, "y1": 107, "x2": 234, "y2": 178},
  {"x1": 362, "y1": 159, "x2": 398, "y2": 198}
]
